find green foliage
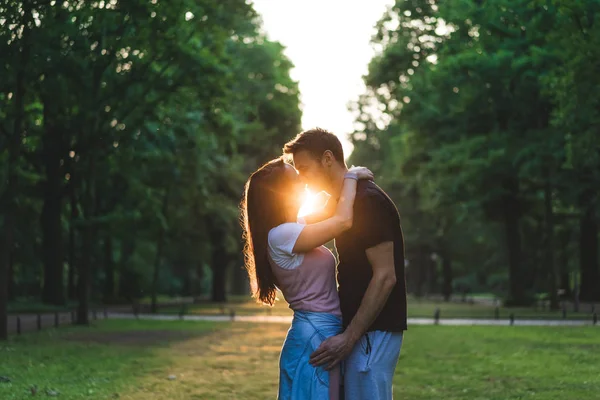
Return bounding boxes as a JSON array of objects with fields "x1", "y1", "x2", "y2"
[
  {"x1": 0, "y1": 320, "x2": 226, "y2": 399},
  {"x1": 350, "y1": 0, "x2": 600, "y2": 304},
  {"x1": 0, "y1": 0, "x2": 301, "y2": 315}
]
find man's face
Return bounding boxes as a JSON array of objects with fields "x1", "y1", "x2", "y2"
[{"x1": 292, "y1": 150, "x2": 329, "y2": 192}]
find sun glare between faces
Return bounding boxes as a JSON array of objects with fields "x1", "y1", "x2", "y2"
[{"x1": 298, "y1": 188, "x2": 329, "y2": 218}]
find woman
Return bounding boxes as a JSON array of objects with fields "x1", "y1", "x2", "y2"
[{"x1": 240, "y1": 157, "x2": 372, "y2": 400}]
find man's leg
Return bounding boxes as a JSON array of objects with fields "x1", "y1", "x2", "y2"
[{"x1": 344, "y1": 331, "x2": 403, "y2": 400}]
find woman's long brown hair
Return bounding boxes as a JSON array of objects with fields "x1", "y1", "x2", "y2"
[{"x1": 240, "y1": 158, "x2": 296, "y2": 306}]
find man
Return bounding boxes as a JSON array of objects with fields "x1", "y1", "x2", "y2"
[{"x1": 283, "y1": 127, "x2": 407, "y2": 399}]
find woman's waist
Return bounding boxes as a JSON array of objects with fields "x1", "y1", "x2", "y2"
[
  {"x1": 287, "y1": 297, "x2": 341, "y2": 317},
  {"x1": 291, "y1": 309, "x2": 342, "y2": 331},
  {"x1": 288, "y1": 312, "x2": 342, "y2": 341}
]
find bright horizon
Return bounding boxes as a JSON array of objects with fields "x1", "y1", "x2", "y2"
[{"x1": 251, "y1": 0, "x2": 395, "y2": 159}]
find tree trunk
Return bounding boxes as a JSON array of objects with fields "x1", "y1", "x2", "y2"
[
  {"x1": 441, "y1": 252, "x2": 453, "y2": 302},
  {"x1": 117, "y1": 237, "x2": 137, "y2": 301},
  {"x1": 150, "y1": 230, "x2": 165, "y2": 313},
  {"x1": 427, "y1": 255, "x2": 438, "y2": 295},
  {"x1": 68, "y1": 191, "x2": 78, "y2": 300},
  {"x1": 557, "y1": 228, "x2": 572, "y2": 298},
  {"x1": 211, "y1": 260, "x2": 228, "y2": 302},
  {"x1": 502, "y1": 178, "x2": 527, "y2": 306},
  {"x1": 41, "y1": 122, "x2": 65, "y2": 305},
  {"x1": 68, "y1": 191, "x2": 77, "y2": 300},
  {"x1": 8, "y1": 252, "x2": 15, "y2": 301},
  {"x1": 0, "y1": 203, "x2": 15, "y2": 341},
  {"x1": 151, "y1": 189, "x2": 170, "y2": 314},
  {"x1": 560, "y1": 272, "x2": 571, "y2": 298},
  {"x1": 68, "y1": 260, "x2": 77, "y2": 301},
  {"x1": 579, "y1": 205, "x2": 599, "y2": 302},
  {"x1": 231, "y1": 262, "x2": 249, "y2": 296},
  {"x1": 0, "y1": 7, "x2": 30, "y2": 340},
  {"x1": 413, "y1": 245, "x2": 428, "y2": 298},
  {"x1": 78, "y1": 223, "x2": 92, "y2": 325},
  {"x1": 193, "y1": 263, "x2": 205, "y2": 301},
  {"x1": 103, "y1": 237, "x2": 115, "y2": 303},
  {"x1": 544, "y1": 176, "x2": 559, "y2": 310},
  {"x1": 209, "y1": 218, "x2": 228, "y2": 303},
  {"x1": 77, "y1": 160, "x2": 96, "y2": 326}
]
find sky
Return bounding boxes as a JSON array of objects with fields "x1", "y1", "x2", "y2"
[{"x1": 251, "y1": 0, "x2": 395, "y2": 158}]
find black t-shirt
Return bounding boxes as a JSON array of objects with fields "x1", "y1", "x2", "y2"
[{"x1": 335, "y1": 180, "x2": 407, "y2": 332}]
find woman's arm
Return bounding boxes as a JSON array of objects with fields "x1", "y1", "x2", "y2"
[
  {"x1": 302, "y1": 192, "x2": 336, "y2": 225},
  {"x1": 292, "y1": 167, "x2": 373, "y2": 253}
]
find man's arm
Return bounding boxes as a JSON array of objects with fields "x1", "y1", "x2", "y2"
[
  {"x1": 308, "y1": 242, "x2": 396, "y2": 370},
  {"x1": 310, "y1": 193, "x2": 396, "y2": 370},
  {"x1": 343, "y1": 241, "x2": 396, "y2": 339}
]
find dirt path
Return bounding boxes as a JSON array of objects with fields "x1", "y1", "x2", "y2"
[{"x1": 116, "y1": 323, "x2": 286, "y2": 399}]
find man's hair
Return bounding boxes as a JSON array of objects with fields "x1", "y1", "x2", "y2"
[{"x1": 283, "y1": 127, "x2": 345, "y2": 166}]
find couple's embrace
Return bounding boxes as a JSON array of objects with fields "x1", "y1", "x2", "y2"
[{"x1": 241, "y1": 128, "x2": 407, "y2": 399}]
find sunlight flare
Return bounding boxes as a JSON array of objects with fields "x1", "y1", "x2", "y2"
[
  {"x1": 297, "y1": 188, "x2": 316, "y2": 218},
  {"x1": 298, "y1": 189, "x2": 329, "y2": 218}
]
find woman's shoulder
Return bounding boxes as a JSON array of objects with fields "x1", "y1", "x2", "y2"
[
  {"x1": 268, "y1": 222, "x2": 306, "y2": 269},
  {"x1": 268, "y1": 222, "x2": 305, "y2": 248},
  {"x1": 269, "y1": 221, "x2": 303, "y2": 235}
]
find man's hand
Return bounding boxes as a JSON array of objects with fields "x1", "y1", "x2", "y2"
[{"x1": 309, "y1": 332, "x2": 356, "y2": 371}]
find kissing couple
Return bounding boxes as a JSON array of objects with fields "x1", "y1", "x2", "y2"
[{"x1": 241, "y1": 128, "x2": 407, "y2": 400}]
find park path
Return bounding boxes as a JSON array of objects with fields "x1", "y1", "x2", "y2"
[
  {"x1": 7, "y1": 307, "x2": 597, "y2": 336},
  {"x1": 107, "y1": 312, "x2": 598, "y2": 327}
]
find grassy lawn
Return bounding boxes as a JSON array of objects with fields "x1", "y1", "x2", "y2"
[
  {"x1": 0, "y1": 320, "x2": 229, "y2": 399},
  {"x1": 159, "y1": 294, "x2": 597, "y2": 321},
  {"x1": 1, "y1": 320, "x2": 599, "y2": 399}
]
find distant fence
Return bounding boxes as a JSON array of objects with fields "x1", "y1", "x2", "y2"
[
  {"x1": 7, "y1": 309, "x2": 110, "y2": 336},
  {"x1": 5, "y1": 301, "x2": 192, "y2": 336},
  {"x1": 430, "y1": 306, "x2": 597, "y2": 326}
]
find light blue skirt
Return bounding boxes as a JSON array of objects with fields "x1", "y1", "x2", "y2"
[{"x1": 278, "y1": 310, "x2": 343, "y2": 400}]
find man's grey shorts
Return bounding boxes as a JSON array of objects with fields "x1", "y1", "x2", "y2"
[{"x1": 342, "y1": 330, "x2": 403, "y2": 400}]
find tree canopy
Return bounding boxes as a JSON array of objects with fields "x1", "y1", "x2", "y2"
[
  {"x1": 0, "y1": 0, "x2": 301, "y2": 338},
  {"x1": 349, "y1": 0, "x2": 599, "y2": 307}
]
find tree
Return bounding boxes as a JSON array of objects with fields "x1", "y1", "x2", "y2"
[
  {"x1": 350, "y1": 0, "x2": 599, "y2": 307},
  {"x1": 0, "y1": 0, "x2": 301, "y2": 337}
]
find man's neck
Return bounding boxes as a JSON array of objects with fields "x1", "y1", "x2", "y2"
[{"x1": 329, "y1": 164, "x2": 348, "y2": 201}]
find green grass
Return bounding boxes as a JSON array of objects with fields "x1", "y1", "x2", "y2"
[
  {"x1": 158, "y1": 294, "x2": 596, "y2": 321},
  {"x1": 1, "y1": 320, "x2": 598, "y2": 399},
  {"x1": 0, "y1": 320, "x2": 228, "y2": 400},
  {"x1": 398, "y1": 326, "x2": 600, "y2": 399}
]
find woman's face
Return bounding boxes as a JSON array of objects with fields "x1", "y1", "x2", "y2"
[{"x1": 282, "y1": 164, "x2": 305, "y2": 218}]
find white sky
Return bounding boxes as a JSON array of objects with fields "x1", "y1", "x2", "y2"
[{"x1": 251, "y1": 0, "x2": 395, "y2": 158}]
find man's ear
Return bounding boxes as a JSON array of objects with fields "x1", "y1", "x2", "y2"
[{"x1": 322, "y1": 150, "x2": 334, "y2": 167}]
